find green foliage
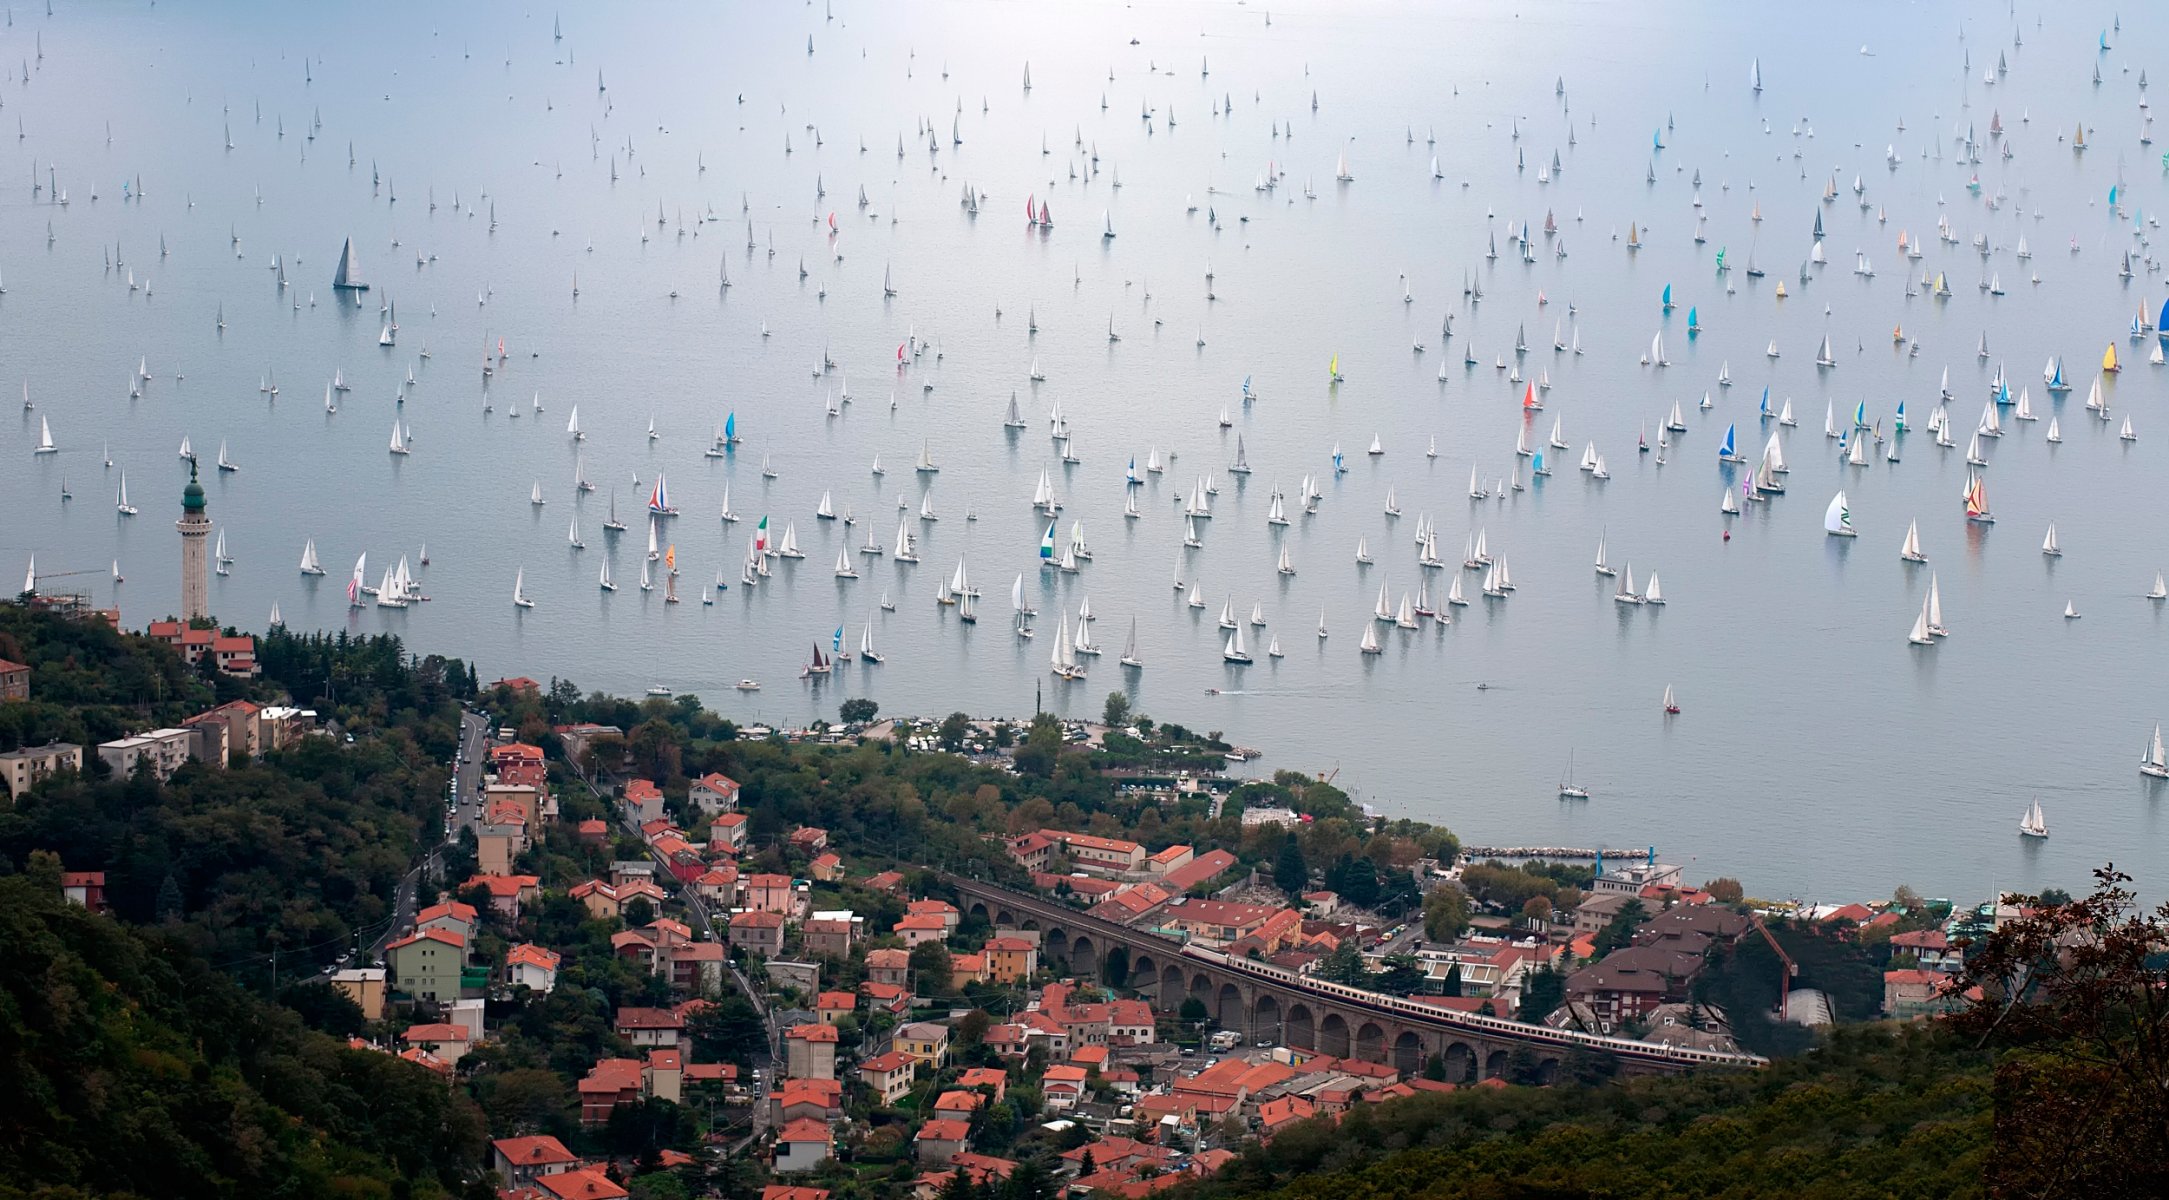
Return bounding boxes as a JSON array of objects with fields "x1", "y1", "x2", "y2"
[
  {"x1": 1373, "y1": 953, "x2": 1425, "y2": 997},
  {"x1": 1457, "y1": 860, "x2": 1586, "y2": 915},
  {"x1": 1591, "y1": 899, "x2": 1649, "y2": 957},
  {"x1": 0, "y1": 874, "x2": 483, "y2": 1197},
  {"x1": 1274, "y1": 835, "x2": 1309, "y2": 898},
  {"x1": 1314, "y1": 941, "x2": 1372, "y2": 988},
  {"x1": 1421, "y1": 887, "x2": 1470, "y2": 943},
  {"x1": 1102, "y1": 691, "x2": 1130, "y2": 728},
  {"x1": 0, "y1": 606, "x2": 219, "y2": 752},
  {"x1": 1519, "y1": 964, "x2": 1566, "y2": 1024},
  {"x1": 840, "y1": 698, "x2": 880, "y2": 725},
  {"x1": 1185, "y1": 1025, "x2": 1990, "y2": 1200}
]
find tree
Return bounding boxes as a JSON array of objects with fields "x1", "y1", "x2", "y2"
[
  {"x1": 937, "y1": 712, "x2": 972, "y2": 751},
  {"x1": 1520, "y1": 964, "x2": 1566, "y2": 1023},
  {"x1": 622, "y1": 897, "x2": 656, "y2": 929},
  {"x1": 1315, "y1": 941, "x2": 1371, "y2": 988},
  {"x1": 1423, "y1": 886, "x2": 1471, "y2": 943},
  {"x1": 1948, "y1": 867, "x2": 2169, "y2": 1195},
  {"x1": 957, "y1": 1008, "x2": 991, "y2": 1046},
  {"x1": 1102, "y1": 691, "x2": 1130, "y2": 728},
  {"x1": 909, "y1": 941, "x2": 954, "y2": 993},
  {"x1": 1179, "y1": 997, "x2": 1209, "y2": 1025},
  {"x1": 1440, "y1": 962, "x2": 1464, "y2": 998},
  {"x1": 1275, "y1": 836, "x2": 1309, "y2": 898},
  {"x1": 1592, "y1": 899, "x2": 1648, "y2": 956},
  {"x1": 1374, "y1": 953, "x2": 1425, "y2": 996},
  {"x1": 840, "y1": 698, "x2": 880, "y2": 725},
  {"x1": 1520, "y1": 895, "x2": 1554, "y2": 925},
  {"x1": 1706, "y1": 877, "x2": 1745, "y2": 904}
]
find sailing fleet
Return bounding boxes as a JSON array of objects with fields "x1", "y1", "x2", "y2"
[{"x1": 10, "y1": 1, "x2": 2169, "y2": 861}]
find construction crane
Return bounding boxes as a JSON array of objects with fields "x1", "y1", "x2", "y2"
[
  {"x1": 24, "y1": 566, "x2": 105, "y2": 590},
  {"x1": 1747, "y1": 913, "x2": 1799, "y2": 1017}
]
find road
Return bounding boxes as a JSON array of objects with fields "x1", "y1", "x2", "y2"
[{"x1": 357, "y1": 710, "x2": 490, "y2": 968}]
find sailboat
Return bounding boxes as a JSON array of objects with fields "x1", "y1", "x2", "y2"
[
  {"x1": 1663, "y1": 685, "x2": 1681, "y2": 715},
  {"x1": 1900, "y1": 520, "x2": 1927, "y2": 563},
  {"x1": 388, "y1": 421, "x2": 410, "y2": 455},
  {"x1": 33, "y1": 417, "x2": 55, "y2": 454},
  {"x1": 1558, "y1": 752, "x2": 1589, "y2": 799},
  {"x1": 598, "y1": 558, "x2": 616, "y2": 591},
  {"x1": 299, "y1": 539, "x2": 325, "y2": 575},
  {"x1": 1825, "y1": 492, "x2": 1857, "y2": 537},
  {"x1": 2018, "y1": 799, "x2": 2049, "y2": 839},
  {"x1": 1908, "y1": 594, "x2": 1936, "y2": 646},
  {"x1": 2042, "y1": 523, "x2": 2062, "y2": 557},
  {"x1": 115, "y1": 472, "x2": 137, "y2": 516},
  {"x1": 512, "y1": 568, "x2": 534, "y2": 608},
  {"x1": 2145, "y1": 725, "x2": 2169, "y2": 779},
  {"x1": 331, "y1": 236, "x2": 368, "y2": 291}
]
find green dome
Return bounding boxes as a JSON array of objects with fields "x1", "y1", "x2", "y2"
[{"x1": 183, "y1": 461, "x2": 206, "y2": 512}]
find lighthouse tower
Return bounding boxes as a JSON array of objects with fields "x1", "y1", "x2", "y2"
[{"x1": 177, "y1": 460, "x2": 211, "y2": 621}]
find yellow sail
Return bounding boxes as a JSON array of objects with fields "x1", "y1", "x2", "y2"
[
  {"x1": 2075, "y1": 123, "x2": 2086, "y2": 147},
  {"x1": 2103, "y1": 343, "x2": 2120, "y2": 372},
  {"x1": 1328, "y1": 354, "x2": 1340, "y2": 378},
  {"x1": 665, "y1": 544, "x2": 676, "y2": 571},
  {"x1": 1774, "y1": 281, "x2": 1787, "y2": 298}
]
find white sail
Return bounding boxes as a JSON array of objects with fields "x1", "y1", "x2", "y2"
[{"x1": 1824, "y1": 491, "x2": 1856, "y2": 536}]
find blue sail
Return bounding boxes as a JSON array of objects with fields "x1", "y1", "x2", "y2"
[
  {"x1": 1718, "y1": 424, "x2": 1736, "y2": 458},
  {"x1": 1661, "y1": 283, "x2": 1673, "y2": 309},
  {"x1": 724, "y1": 412, "x2": 736, "y2": 440},
  {"x1": 1687, "y1": 305, "x2": 1699, "y2": 331},
  {"x1": 1895, "y1": 400, "x2": 1907, "y2": 430},
  {"x1": 1759, "y1": 386, "x2": 1771, "y2": 417},
  {"x1": 1039, "y1": 521, "x2": 1056, "y2": 559},
  {"x1": 1241, "y1": 374, "x2": 1253, "y2": 397},
  {"x1": 2159, "y1": 297, "x2": 2168, "y2": 334},
  {"x1": 1853, "y1": 400, "x2": 1867, "y2": 427},
  {"x1": 2109, "y1": 184, "x2": 2120, "y2": 206},
  {"x1": 832, "y1": 626, "x2": 844, "y2": 652}
]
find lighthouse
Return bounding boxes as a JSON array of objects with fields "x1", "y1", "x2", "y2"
[{"x1": 176, "y1": 460, "x2": 211, "y2": 621}]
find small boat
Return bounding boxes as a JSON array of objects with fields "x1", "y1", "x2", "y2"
[
  {"x1": 1558, "y1": 751, "x2": 1589, "y2": 799},
  {"x1": 1663, "y1": 685, "x2": 1680, "y2": 715},
  {"x1": 2145, "y1": 724, "x2": 2169, "y2": 779},
  {"x1": 2018, "y1": 798, "x2": 2048, "y2": 838},
  {"x1": 512, "y1": 568, "x2": 535, "y2": 608},
  {"x1": 735, "y1": 679, "x2": 761, "y2": 692}
]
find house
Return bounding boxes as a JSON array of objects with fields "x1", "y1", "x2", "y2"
[
  {"x1": 983, "y1": 936, "x2": 1038, "y2": 983},
  {"x1": 1563, "y1": 958, "x2": 1672, "y2": 1031},
  {"x1": 621, "y1": 779, "x2": 665, "y2": 825},
  {"x1": 711, "y1": 812, "x2": 750, "y2": 854},
  {"x1": 647, "y1": 1049, "x2": 683, "y2": 1103},
  {"x1": 463, "y1": 873, "x2": 542, "y2": 921},
  {"x1": 689, "y1": 772, "x2": 742, "y2": 814},
  {"x1": 1889, "y1": 928, "x2": 1962, "y2": 973},
  {"x1": 1041, "y1": 1064, "x2": 1090, "y2": 1110},
  {"x1": 507, "y1": 943, "x2": 562, "y2": 993},
  {"x1": 914, "y1": 1118, "x2": 973, "y2": 1165},
  {"x1": 858, "y1": 1050, "x2": 919, "y2": 1107},
  {"x1": 949, "y1": 953, "x2": 988, "y2": 989},
  {"x1": 59, "y1": 871, "x2": 106, "y2": 914},
  {"x1": 0, "y1": 656, "x2": 28, "y2": 701},
  {"x1": 912, "y1": 1154, "x2": 1016, "y2": 1200},
  {"x1": 1885, "y1": 968, "x2": 1965, "y2": 1020},
  {"x1": 865, "y1": 947, "x2": 913, "y2": 987},
  {"x1": 954, "y1": 1068, "x2": 1007, "y2": 1100},
  {"x1": 330, "y1": 967, "x2": 387, "y2": 1020},
  {"x1": 401, "y1": 1023, "x2": 473, "y2": 1068},
  {"x1": 570, "y1": 878, "x2": 668, "y2": 923},
  {"x1": 577, "y1": 1058, "x2": 648, "y2": 1126},
  {"x1": 1004, "y1": 832, "x2": 1056, "y2": 872},
  {"x1": 784, "y1": 1023, "x2": 840, "y2": 1080},
  {"x1": 894, "y1": 1021, "x2": 951, "y2": 1069},
  {"x1": 385, "y1": 928, "x2": 466, "y2": 1003},
  {"x1": 97, "y1": 728, "x2": 199, "y2": 781},
  {"x1": 0, "y1": 742, "x2": 83, "y2": 799},
  {"x1": 933, "y1": 1089, "x2": 985, "y2": 1122},
  {"x1": 553, "y1": 722, "x2": 623, "y2": 767},
  {"x1": 809, "y1": 852, "x2": 844, "y2": 883},
  {"x1": 615, "y1": 1007, "x2": 686, "y2": 1049},
  {"x1": 1090, "y1": 883, "x2": 1173, "y2": 925},
  {"x1": 774, "y1": 1119, "x2": 835, "y2": 1173},
  {"x1": 906, "y1": 899, "x2": 960, "y2": 929},
  {"x1": 476, "y1": 802, "x2": 530, "y2": 876},
  {"x1": 531, "y1": 1168, "x2": 627, "y2": 1200},
  {"x1": 787, "y1": 826, "x2": 829, "y2": 853},
  {"x1": 1041, "y1": 829, "x2": 1147, "y2": 873},
  {"x1": 415, "y1": 901, "x2": 479, "y2": 942},
  {"x1": 762, "y1": 1189, "x2": 833, "y2": 1200},
  {"x1": 577, "y1": 818, "x2": 610, "y2": 846},
  {"x1": 773, "y1": 1077, "x2": 845, "y2": 1125},
  {"x1": 491, "y1": 1135, "x2": 580, "y2": 1190},
  {"x1": 1160, "y1": 898, "x2": 1287, "y2": 947},
  {"x1": 1159, "y1": 848, "x2": 1240, "y2": 894},
  {"x1": 743, "y1": 873, "x2": 805, "y2": 917},
  {"x1": 864, "y1": 870, "x2": 906, "y2": 895},
  {"x1": 1572, "y1": 891, "x2": 1638, "y2": 937},
  {"x1": 860, "y1": 981, "x2": 910, "y2": 1015},
  {"x1": 670, "y1": 941, "x2": 728, "y2": 995},
  {"x1": 1147, "y1": 845, "x2": 1195, "y2": 875},
  {"x1": 894, "y1": 913, "x2": 950, "y2": 946},
  {"x1": 802, "y1": 918, "x2": 856, "y2": 960},
  {"x1": 728, "y1": 910, "x2": 786, "y2": 958},
  {"x1": 816, "y1": 991, "x2": 858, "y2": 1025},
  {"x1": 1591, "y1": 859, "x2": 1684, "y2": 897},
  {"x1": 693, "y1": 866, "x2": 740, "y2": 907},
  {"x1": 144, "y1": 623, "x2": 259, "y2": 678},
  {"x1": 1108, "y1": 999, "x2": 1155, "y2": 1046}
]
